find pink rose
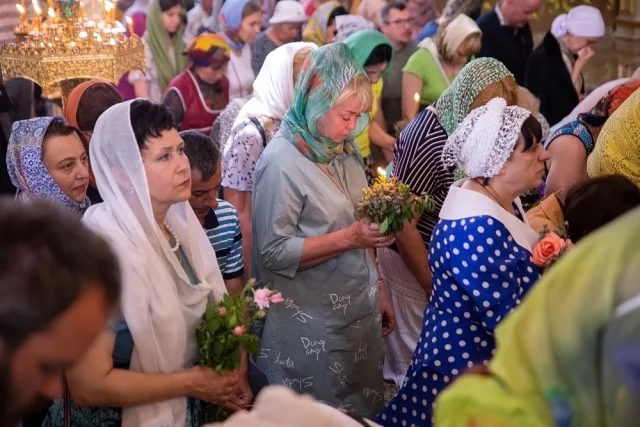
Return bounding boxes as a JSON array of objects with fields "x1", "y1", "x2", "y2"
[
  {"x1": 217, "y1": 307, "x2": 227, "y2": 317},
  {"x1": 233, "y1": 326, "x2": 245, "y2": 336},
  {"x1": 532, "y1": 232, "x2": 567, "y2": 267},
  {"x1": 254, "y1": 288, "x2": 270, "y2": 309},
  {"x1": 270, "y1": 292, "x2": 285, "y2": 304}
]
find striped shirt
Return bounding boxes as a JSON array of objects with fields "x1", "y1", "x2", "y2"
[
  {"x1": 204, "y1": 199, "x2": 244, "y2": 280},
  {"x1": 393, "y1": 107, "x2": 452, "y2": 245}
]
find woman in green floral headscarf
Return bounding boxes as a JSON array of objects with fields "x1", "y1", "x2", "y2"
[
  {"x1": 435, "y1": 206, "x2": 640, "y2": 427},
  {"x1": 251, "y1": 43, "x2": 396, "y2": 418}
]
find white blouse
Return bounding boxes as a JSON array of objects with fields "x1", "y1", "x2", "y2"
[
  {"x1": 128, "y1": 38, "x2": 176, "y2": 103},
  {"x1": 226, "y1": 44, "x2": 255, "y2": 101}
]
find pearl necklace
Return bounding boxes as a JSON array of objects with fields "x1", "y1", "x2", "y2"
[{"x1": 164, "y1": 222, "x2": 180, "y2": 253}]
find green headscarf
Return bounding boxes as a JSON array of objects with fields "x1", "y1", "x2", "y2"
[
  {"x1": 435, "y1": 206, "x2": 640, "y2": 427},
  {"x1": 435, "y1": 57, "x2": 512, "y2": 135},
  {"x1": 344, "y1": 29, "x2": 393, "y2": 73},
  {"x1": 145, "y1": 0, "x2": 186, "y2": 92},
  {"x1": 282, "y1": 43, "x2": 369, "y2": 165}
]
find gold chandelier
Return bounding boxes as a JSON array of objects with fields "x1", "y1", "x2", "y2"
[{"x1": 0, "y1": 0, "x2": 144, "y2": 100}]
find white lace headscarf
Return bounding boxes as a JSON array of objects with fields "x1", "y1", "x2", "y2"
[
  {"x1": 442, "y1": 97, "x2": 531, "y2": 178},
  {"x1": 83, "y1": 100, "x2": 226, "y2": 427}
]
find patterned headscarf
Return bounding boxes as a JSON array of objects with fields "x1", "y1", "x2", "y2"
[
  {"x1": 187, "y1": 33, "x2": 230, "y2": 68},
  {"x1": 580, "y1": 78, "x2": 640, "y2": 127},
  {"x1": 6, "y1": 117, "x2": 90, "y2": 213},
  {"x1": 282, "y1": 43, "x2": 369, "y2": 165},
  {"x1": 436, "y1": 57, "x2": 513, "y2": 135},
  {"x1": 443, "y1": 97, "x2": 531, "y2": 178},
  {"x1": 302, "y1": 1, "x2": 342, "y2": 46}
]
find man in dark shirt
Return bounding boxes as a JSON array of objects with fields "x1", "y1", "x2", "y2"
[{"x1": 476, "y1": 0, "x2": 541, "y2": 85}]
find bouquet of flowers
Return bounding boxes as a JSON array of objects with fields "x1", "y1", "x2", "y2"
[
  {"x1": 196, "y1": 280, "x2": 283, "y2": 421},
  {"x1": 531, "y1": 224, "x2": 573, "y2": 271},
  {"x1": 355, "y1": 175, "x2": 434, "y2": 235}
]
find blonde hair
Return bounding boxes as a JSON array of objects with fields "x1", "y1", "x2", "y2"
[
  {"x1": 435, "y1": 14, "x2": 482, "y2": 63},
  {"x1": 516, "y1": 86, "x2": 541, "y2": 115},
  {"x1": 470, "y1": 76, "x2": 518, "y2": 111},
  {"x1": 293, "y1": 48, "x2": 314, "y2": 84},
  {"x1": 335, "y1": 73, "x2": 374, "y2": 113}
]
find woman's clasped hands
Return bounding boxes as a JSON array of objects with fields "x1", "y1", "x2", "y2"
[{"x1": 347, "y1": 219, "x2": 395, "y2": 249}]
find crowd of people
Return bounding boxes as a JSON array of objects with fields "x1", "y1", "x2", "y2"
[{"x1": 1, "y1": 0, "x2": 640, "y2": 426}]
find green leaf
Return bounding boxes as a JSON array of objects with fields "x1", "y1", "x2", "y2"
[
  {"x1": 242, "y1": 337, "x2": 261, "y2": 356},
  {"x1": 380, "y1": 217, "x2": 389, "y2": 234}
]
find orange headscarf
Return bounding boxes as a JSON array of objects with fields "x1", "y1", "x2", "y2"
[{"x1": 63, "y1": 79, "x2": 121, "y2": 188}]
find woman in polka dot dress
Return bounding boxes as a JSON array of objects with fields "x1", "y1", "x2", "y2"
[{"x1": 376, "y1": 98, "x2": 550, "y2": 427}]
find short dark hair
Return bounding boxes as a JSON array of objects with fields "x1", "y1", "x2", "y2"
[
  {"x1": 129, "y1": 100, "x2": 177, "y2": 150},
  {"x1": 380, "y1": 2, "x2": 406, "y2": 24},
  {"x1": 76, "y1": 83, "x2": 123, "y2": 133},
  {"x1": 159, "y1": 0, "x2": 181, "y2": 12},
  {"x1": 327, "y1": 6, "x2": 348, "y2": 27},
  {"x1": 43, "y1": 118, "x2": 87, "y2": 153},
  {"x1": 0, "y1": 199, "x2": 121, "y2": 349},
  {"x1": 180, "y1": 130, "x2": 220, "y2": 181},
  {"x1": 519, "y1": 114, "x2": 542, "y2": 152},
  {"x1": 364, "y1": 44, "x2": 393, "y2": 67},
  {"x1": 565, "y1": 175, "x2": 640, "y2": 243}
]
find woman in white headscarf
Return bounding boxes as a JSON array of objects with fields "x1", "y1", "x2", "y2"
[
  {"x1": 525, "y1": 5, "x2": 605, "y2": 127},
  {"x1": 402, "y1": 14, "x2": 482, "y2": 121},
  {"x1": 44, "y1": 100, "x2": 239, "y2": 426},
  {"x1": 376, "y1": 97, "x2": 549, "y2": 427},
  {"x1": 222, "y1": 42, "x2": 316, "y2": 274}
]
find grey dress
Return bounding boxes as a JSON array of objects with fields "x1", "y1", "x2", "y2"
[{"x1": 252, "y1": 135, "x2": 384, "y2": 418}]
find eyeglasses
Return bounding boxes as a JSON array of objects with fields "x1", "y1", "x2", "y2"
[{"x1": 385, "y1": 18, "x2": 415, "y2": 27}]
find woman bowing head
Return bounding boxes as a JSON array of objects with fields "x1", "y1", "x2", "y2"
[
  {"x1": 376, "y1": 98, "x2": 549, "y2": 427},
  {"x1": 252, "y1": 43, "x2": 395, "y2": 418}
]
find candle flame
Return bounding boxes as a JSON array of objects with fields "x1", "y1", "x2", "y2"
[
  {"x1": 413, "y1": 92, "x2": 420, "y2": 102},
  {"x1": 104, "y1": 0, "x2": 113, "y2": 10},
  {"x1": 125, "y1": 16, "x2": 132, "y2": 24},
  {"x1": 16, "y1": 4, "x2": 25, "y2": 13},
  {"x1": 47, "y1": 7, "x2": 55, "y2": 18},
  {"x1": 377, "y1": 167, "x2": 387, "y2": 177}
]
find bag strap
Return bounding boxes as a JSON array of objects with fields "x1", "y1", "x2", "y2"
[
  {"x1": 248, "y1": 117, "x2": 267, "y2": 148},
  {"x1": 64, "y1": 378, "x2": 70, "y2": 427}
]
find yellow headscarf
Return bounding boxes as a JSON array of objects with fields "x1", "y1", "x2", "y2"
[
  {"x1": 588, "y1": 87, "x2": 640, "y2": 187},
  {"x1": 302, "y1": 1, "x2": 342, "y2": 46}
]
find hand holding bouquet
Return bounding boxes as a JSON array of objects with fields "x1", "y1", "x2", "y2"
[
  {"x1": 197, "y1": 280, "x2": 282, "y2": 374},
  {"x1": 355, "y1": 176, "x2": 434, "y2": 235},
  {"x1": 531, "y1": 224, "x2": 573, "y2": 271}
]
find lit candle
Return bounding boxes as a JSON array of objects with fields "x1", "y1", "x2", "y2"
[
  {"x1": 91, "y1": 0, "x2": 95, "y2": 19},
  {"x1": 16, "y1": 4, "x2": 26, "y2": 23},
  {"x1": 79, "y1": 1, "x2": 84, "y2": 20},
  {"x1": 33, "y1": 0, "x2": 42, "y2": 32},
  {"x1": 377, "y1": 167, "x2": 387, "y2": 177},
  {"x1": 112, "y1": 0, "x2": 117, "y2": 23},
  {"x1": 125, "y1": 15, "x2": 133, "y2": 35},
  {"x1": 413, "y1": 92, "x2": 420, "y2": 118},
  {"x1": 47, "y1": 7, "x2": 55, "y2": 19}
]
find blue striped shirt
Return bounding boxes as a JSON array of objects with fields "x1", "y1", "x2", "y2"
[{"x1": 205, "y1": 200, "x2": 244, "y2": 280}]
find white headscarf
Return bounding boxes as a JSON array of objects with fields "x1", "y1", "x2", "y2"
[
  {"x1": 442, "y1": 97, "x2": 531, "y2": 178},
  {"x1": 83, "y1": 100, "x2": 226, "y2": 427},
  {"x1": 233, "y1": 42, "x2": 317, "y2": 126},
  {"x1": 550, "y1": 5, "x2": 605, "y2": 39}
]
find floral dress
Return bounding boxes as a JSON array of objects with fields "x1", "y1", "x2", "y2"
[{"x1": 376, "y1": 184, "x2": 541, "y2": 427}]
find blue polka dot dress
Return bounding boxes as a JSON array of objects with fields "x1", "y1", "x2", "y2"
[{"x1": 375, "y1": 212, "x2": 540, "y2": 427}]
